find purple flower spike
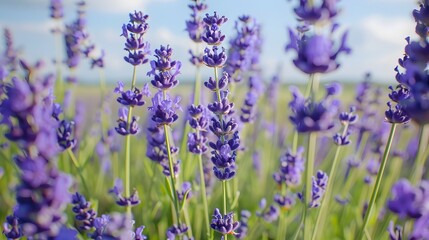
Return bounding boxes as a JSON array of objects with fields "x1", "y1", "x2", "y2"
[
  {"x1": 387, "y1": 179, "x2": 426, "y2": 219},
  {"x1": 204, "y1": 73, "x2": 229, "y2": 91},
  {"x1": 273, "y1": 147, "x2": 305, "y2": 187},
  {"x1": 71, "y1": 192, "x2": 97, "y2": 231},
  {"x1": 50, "y1": 0, "x2": 63, "y2": 19},
  {"x1": 109, "y1": 179, "x2": 141, "y2": 207},
  {"x1": 149, "y1": 91, "x2": 181, "y2": 126},
  {"x1": 3, "y1": 215, "x2": 22, "y2": 239},
  {"x1": 166, "y1": 224, "x2": 188, "y2": 240},
  {"x1": 202, "y1": 12, "x2": 228, "y2": 46},
  {"x1": 385, "y1": 102, "x2": 410, "y2": 124},
  {"x1": 203, "y1": 46, "x2": 227, "y2": 68},
  {"x1": 308, "y1": 170, "x2": 329, "y2": 208},
  {"x1": 148, "y1": 45, "x2": 181, "y2": 90},
  {"x1": 234, "y1": 210, "x2": 251, "y2": 239},
  {"x1": 389, "y1": 85, "x2": 410, "y2": 103},
  {"x1": 186, "y1": 1, "x2": 208, "y2": 43},
  {"x1": 286, "y1": 29, "x2": 351, "y2": 74},
  {"x1": 57, "y1": 119, "x2": 77, "y2": 150},
  {"x1": 210, "y1": 208, "x2": 239, "y2": 235},
  {"x1": 294, "y1": 0, "x2": 339, "y2": 22},
  {"x1": 122, "y1": 11, "x2": 150, "y2": 66},
  {"x1": 289, "y1": 86, "x2": 339, "y2": 133}
]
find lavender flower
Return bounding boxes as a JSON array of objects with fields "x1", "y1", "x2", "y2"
[
  {"x1": 122, "y1": 11, "x2": 150, "y2": 66},
  {"x1": 3, "y1": 28, "x2": 18, "y2": 71},
  {"x1": 115, "y1": 107, "x2": 140, "y2": 135},
  {"x1": 71, "y1": 192, "x2": 97, "y2": 230},
  {"x1": 185, "y1": 0, "x2": 208, "y2": 43},
  {"x1": 234, "y1": 210, "x2": 250, "y2": 239},
  {"x1": 187, "y1": 104, "x2": 209, "y2": 154},
  {"x1": 57, "y1": 119, "x2": 77, "y2": 149},
  {"x1": 115, "y1": 81, "x2": 150, "y2": 107},
  {"x1": 289, "y1": 85, "x2": 340, "y2": 133},
  {"x1": 299, "y1": 170, "x2": 329, "y2": 208},
  {"x1": 202, "y1": 12, "x2": 228, "y2": 46},
  {"x1": 149, "y1": 91, "x2": 181, "y2": 126},
  {"x1": 50, "y1": 0, "x2": 63, "y2": 19},
  {"x1": 166, "y1": 224, "x2": 189, "y2": 240},
  {"x1": 210, "y1": 208, "x2": 239, "y2": 235},
  {"x1": 2, "y1": 215, "x2": 22, "y2": 239},
  {"x1": 286, "y1": 26, "x2": 351, "y2": 74},
  {"x1": 224, "y1": 15, "x2": 262, "y2": 83},
  {"x1": 90, "y1": 213, "x2": 144, "y2": 240},
  {"x1": 293, "y1": 0, "x2": 339, "y2": 22},
  {"x1": 410, "y1": 213, "x2": 429, "y2": 240},
  {"x1": 273, "y1": 146, "x2": 305, "y2": 187},
  {"x1": 177, "y1": 181, "x2": 192, "y2": 202},
  {"x1": 274, "y1": 193, "x2": 296, "y2": 210},
  {"x1": 387, "y1": 179, "x2": 428, "y2": 219},
  {"x1": 147, "y1": 45, "x2": 181, "y2": 90},
  {"x1": 256, "y1": 199, "x2": 280, "y2": 222},
  {"x1": 109, "y1": 178, "x2": 141, "y2": 207}
]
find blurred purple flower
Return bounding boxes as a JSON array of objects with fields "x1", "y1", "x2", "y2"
[
  {"x1": 286, "y1": 28, "x2": 351, "y2": 74},
  {"x1": 294, "y1": 0, "x2": 339, "y2": 22},
  {"x1": 289, "y1": 85, "x2": 339, "y2": 133}
]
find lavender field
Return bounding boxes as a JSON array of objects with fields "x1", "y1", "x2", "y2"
[{"x1": 0, "y1": 0, "x2": 429, "y2": 239}]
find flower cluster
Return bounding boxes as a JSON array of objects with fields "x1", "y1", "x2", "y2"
[
  {"x1": 289, "y1": 84, "x2": 340, "y2": 133},
  {"x1": 187, "y1": 104, "x2": 209, "y2": 154},
  {"x1": 309, "y1": 170, "x2": 329, "y2": 208},
  {"x1": 90, "y1": 213, "x2": 147, "y2": 240},
  {"x1": 234, "y1": 210, "x2": 251, "y2": 239},
  {"x1": 186, "y1": 0, "x2": 208, "y2": 66},
  {"x1": 286, "y1": 0, "x2": 350, "y2": 75},
  {"x1": 387, "y1": 179, "x2": 429, "y2": 239},
  {"x1": 146, "y1": 45, "x2": 182, "y2": 177},
  {"x1": 3, "y1": 29, "x2": 18, "y2": 71},
  {"x1": 0, "y1": 74, "x2": 75, "y2": 238},
  {"x1": 210, "y1": 208, "x2": 240, "y2": 235},
  {"x1": 224, "y1": 15, "x2": 262, "y2": 83},
  {"x1": 166, "y1": 224, "x2": 189, "y2": 240},
  {"x1": 392, "y1": 1, "x2": 429, "y2": 125},
  {"x1": 109, "y1": 179, "x2": 141, "y2": 207},
  {"x1": 273, "y1": 146, "x2": 305, "y2": 187},
  {"x1": 72, "y1": 192, "x2": 97, "y2": 231},
  {"x1": 202, "y1": 12, "x2": 228, "y2": 67},
  {"x1": 121, "y1": 11, "x2": 150, "y2": 66},
  {"x1": 333, "y1": 106, "x2": 358, "y2": 146}
]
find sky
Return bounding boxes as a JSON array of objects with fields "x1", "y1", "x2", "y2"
[{"x1": 0, "y1": 0, "x2": 419, "y2": 85}]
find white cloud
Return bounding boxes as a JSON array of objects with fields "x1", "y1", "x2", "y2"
[
  {"x1": 89, "y1": 0, "x2": 177, "y2": 14},
  {"x1": 360, "y1": 15, "x2": 415, "y2": 45}
]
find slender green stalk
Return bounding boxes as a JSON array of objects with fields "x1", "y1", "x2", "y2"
[
  {"x1": 164, "y1": 124, "x2": 181, "y2": 224},
  {"x1": 198, "y1": 153, "x2": 211, "y2": 239},
  {"x1": 410, "y1": 124, "x2": 429, "y2": 185},
  {"x1": 312, "y1": 122, "x2": 350, "y2": 239},
  {"x1": 303, "y1": 132, "x2": 317, "y2": 240},
  {"x1": 66, "y1": 148, "x2": 89, "y2": 194},
  {"x1": 223, "y1": 180, "x2": 228, "y2": 240},
  {"x1": 311, "y1": 145, "x2": 342, "y2": 240},
  {"x1": 356, "y1": 123, "x2": 397, "y2": 240},
  {"x1": 124, "y1": 66, "x2": 137, "y2": 217}
]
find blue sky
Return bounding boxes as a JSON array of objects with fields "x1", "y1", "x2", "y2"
[{"x1": 0, "y1": 0, "x2": 418, "y2": 84}]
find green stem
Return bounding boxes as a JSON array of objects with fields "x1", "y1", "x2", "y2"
[
  {"x1": 214, "y1": 67, "x2": 222, "y2": 102},
  {"x1": 303, "y1": 132, "x2": 317, "y2": 240},
  {"x1": 124, "y1": 66, "x2": 137, "y2": 217},
  {"x1": 198, "y1": 154, "x2": 211, "y2": 239},
  {"x1": 223, "y1": 180, "x2": 228, "y2": 240},
  {"x1": 311, "y1": 145, "x2": 342, "y2": 240},
  {"x1": 410, "y1": 124, "x2": 429, "y2": 185},
  {"x1": 357, "y1": 123, "x2": 397, "y2": 240},
  {"x1": 164, "y1": 124, "x2": 181, "y2": 224},
  {"x1": 66, "y1": 148, "x2": 89, "y2": 194}
]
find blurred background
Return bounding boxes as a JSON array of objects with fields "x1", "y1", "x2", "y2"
[{"x1": 0, "y1": 0, "x2": 417, "y2": 84}]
